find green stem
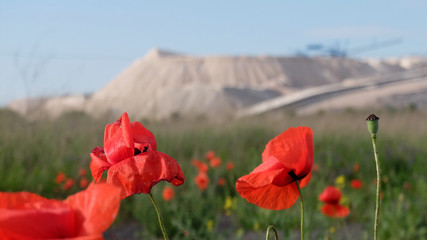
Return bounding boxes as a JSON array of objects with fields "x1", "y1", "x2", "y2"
[
  {"x1": 371, "y1": 135, "x2": 381, "y2": 240},
  {"x1": 265, "y1": 225, "x2": 278, "y2": 240},
  {"x1": 295, "y1": 180, "x2": 305, "y2": 240},
  {"x1": 148, "y1": 192, "x2": 169, "y2": 240}
]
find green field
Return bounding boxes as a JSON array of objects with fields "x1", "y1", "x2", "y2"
[{"x1": 1, "y1": 108, "x2": 426, "y2": 239}]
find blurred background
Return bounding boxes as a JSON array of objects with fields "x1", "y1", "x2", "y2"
[
  {"x1": 1, "y1": 1, "x2": 427, "y2": 239},
  {"x1": 1, "y1": 1, "x2": 427, "y2": 119}
]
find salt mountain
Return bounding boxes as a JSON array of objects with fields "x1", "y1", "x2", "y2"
[{"x1": 7, "y1": 48, "x2": 423, "y2": 119}]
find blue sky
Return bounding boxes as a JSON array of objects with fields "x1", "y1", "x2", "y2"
[{"x1": 1, "y1": 0, "x2": 426, "y2": 106}]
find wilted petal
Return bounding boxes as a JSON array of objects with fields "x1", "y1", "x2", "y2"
[
  {"x1": 107, "y1": 151, "x2": 185, "y2": 198},
  {"x1": 64, "y1": 182, "x2": 121, "y2": 236},
  {"x1": 90, "y1": 147, "x2": 112, "y2": 182},
  {"x1": 104, "y1": 113, "x2": 134, "y2": 164},
  {"x1": 131, "y1": 122, "x2": 157, "y2": 151}
]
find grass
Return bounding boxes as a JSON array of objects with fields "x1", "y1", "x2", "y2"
[{"x1": 1, "y1": 108, "x2": 427, "y2": 239}]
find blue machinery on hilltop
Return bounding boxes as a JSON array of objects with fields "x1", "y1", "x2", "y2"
[{"x1": 296, "y1": 38, "x2": 403, "y2": 58}]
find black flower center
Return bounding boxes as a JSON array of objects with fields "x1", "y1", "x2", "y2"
[
  {"x1": 288, "y1": 170, "x2": 308, "y2": 181},
  {"x1": 134, "y1": 146, "x2": 149, "y2": 156},
  {"x1": 288, "y1": 170, "x2": 298, "y2": 180}
]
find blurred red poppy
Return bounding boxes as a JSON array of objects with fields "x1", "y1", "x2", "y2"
[
  {"x1": 0, "y1": 183, "x2": 121, "y2": 239},
  {"x1": 209, "y1": 156, "x2": 222, "y2": 168},
  {"x1": 404, "y1": 182, "x2": 411, "y2": 190},
  {"x1": 195, "y1": 172, "x2": 209, "y2": 191},
  {"x1": 79, "y1": 168, "x2": 87, "y2": 177},
  {"x1": 192, "y1": 159, "x2": 209, "y2": 173},
  {"x1": 353, "y1": 163, "x2": 360, "y2": 173},
  {"x1": 312, "y1": 163, "x2": 319, "y2": 172},
  {"x1": 80, "y1": 178, "x2": 89, "y2": 189},
  {"x1": 63, "y1": 178, "x2": 75, "y2": 191},
  {"x1": 90, "y1": 113, "x2": 184, "y2": 198},
  {"x1": 56, "y1": 172, "x2": 66, "y2": 184},
  {"x1": 226, "y1": 162, "x2": 234, "y2": 171},
  {"x1": 162, "y1": 186, "x2": 175, "y2": 201},
  {"x1": 236, "y1": 127, "x2": 314, "y2": 210},
  {"x1": 218, "y1": 178, "x2": 226, "y2": 186},
  {"x1": 350, "y1": 179, "x2": 363, "y2": 189},
  {"x1": 319, "y1": 186, "x2": 350, "y2": 218},
  {"x1": 205, "y1": 150, "x2": 216, "y2": 161}
]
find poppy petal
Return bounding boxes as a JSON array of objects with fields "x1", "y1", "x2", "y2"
[
  {"x1": 90, "y1": 147, "x2": 112, "y2": 182},
  {"x1": 64, "y1": 235, "x2": 104, "y2": 240},
  {"x1": 350, "y1": 179, "x2": 363, "y2": 189},
  {"x1": 106, "y1": 151, "x2": 185, "y2": 198},
  {"x1": 0, "y1": 197, "x2": 76, "y2": 239},
  {"x1": 104, "y1": 112, "x2": 134, "y2": 164},
  {"x1": 64, "y1": 182, "x2": 121, "y2": 236},
  {"x1": 239, "y1": 157, "x2": 293, "y2": 188},
  {"x1": 192, "y1": 159, "x2": 209, "y2": 173},
  {"x1": 236, "y1": 180, "x2": 300, "y2": 210},
  {"x1": 0, "y1": 192, "x2": 47, "y2": 208},
  {"x1": 298, "y1": 172, "x2": 312, "y2": 188},
  {"x1": 195, "y1": 172, "x2": 209, "y2": 191},
  {"x1": 262, "y1": 127, "x2": 313, "y2": 177},
  {"x1": 321, "y1": 203, "x2": 350, "y2": 218},
  {"x1": 131, "y1": 122, "x2": 157, "y2": 151},
  {"x1": 319, "y1": 186, "x2": 342, "y2": 204}
]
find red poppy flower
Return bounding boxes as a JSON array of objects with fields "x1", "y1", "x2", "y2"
[
  {"x1": 226, "y1": 162, "x2": 234, "y2": 171},
  {"x1": 217, "y1": 178, "x2": 226, "y2": 186},
  {"x1": 90, "y1": 112, "x2": 184, "y2": 198},
  {"x1": 0, "y1": 182, "x2": 121, "y2": 239},
  {"x1": 319, "y1": 186, "x2": 350, "y2": 218},
  {"x1": 404, "y1": 182, "x2": 411, "y2": 190},
  {"x1": 162, "y1": 186, "x2": 175, "y2": 201},
  {"x1": 312, "y1": 163, "x2": 319, "y2": 172},
  {"x1": 192, "y1": 159, "x2": 209, "y2": 173},
  {"x1": 80, "y1": 178, "x2": 89, "y2": 189},
  {"x1": 209, "y1": 156, "x2": 222, "y2": 168},
  {"x1": 63, "y1": 178, "x2": 75, "y2": 191},
  {"x1": 353, "y1": 163, "x2": 360, "y2": 173},
  {"x1": 195, "y1": 172, "x2": 209, "y2": 191},
  {"x1": 236, "y1": 127, "x2": 314, "y2": 210},
  {"x1": 350, "y1": 179, "x2": 363, "y2": 189},
  {"x1": 56, "y1": 172, "x2": 66, "y2": 184},
  {"x1": 79, "y1": 168, "x2": 87, "y2": 177},
  {"x1": 205, "y1": 150, "x2": 216, "y2": 161}
]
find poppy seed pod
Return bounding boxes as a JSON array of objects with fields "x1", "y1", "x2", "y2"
[{"x1": 366, "y1": 114, "x2": 379, "y2": 137}]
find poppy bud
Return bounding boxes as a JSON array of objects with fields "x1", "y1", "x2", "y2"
[{"x1": 366, "y1": 114, "x2": 379, "y2": 137}]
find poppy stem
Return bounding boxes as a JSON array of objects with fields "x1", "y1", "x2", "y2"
[
  {"x1": 295, "y1": 180, "x2": 305, "y2": 240},
  {"x1": 148, "y1": 192, "x2": 169, "y2": 240},
  {"x1": 265, "y1": 225, "x2": 278, "y2": 240},
  {"x1": 371, "y1": 135, "x2": 381, "y2": 240}
]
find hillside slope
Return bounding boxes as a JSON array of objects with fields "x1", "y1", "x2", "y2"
[{"x1": 7, "y1": 48, "x2": 425, "y2": 120}]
